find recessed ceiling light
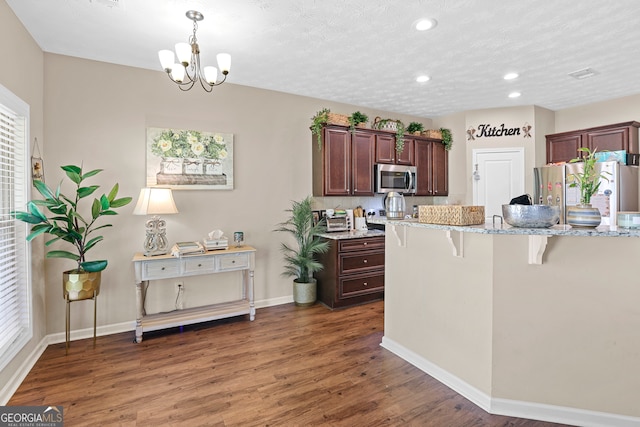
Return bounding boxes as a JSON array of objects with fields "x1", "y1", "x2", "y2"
[
  {"x1": 416, "y1": 75, "x2": 430, "y2": 83},
  {"x1": 503, "y1": 72, "x2": 519, "y2": 80},
  {"x1": 568, "y1": 68, "x2": 598, "y2": 80},
  {"x1": 415, "y1": 18, "x2": 438, "y2": 31},
  {"x1": 508, "y1": 92, "x2": 521, "y2": 98}
]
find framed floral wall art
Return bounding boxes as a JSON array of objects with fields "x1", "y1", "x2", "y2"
[{"x1": 146, "y1": 127, "x2": 234, "y2": 190}]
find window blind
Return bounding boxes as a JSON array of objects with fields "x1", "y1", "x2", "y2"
[{"x1": 0, "y1": 87, "x2": 31, "y2": 371}]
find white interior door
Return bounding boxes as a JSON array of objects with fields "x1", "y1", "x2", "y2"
[{"x1": 472, "y1": 148, "x2": 525, "y2": 220}]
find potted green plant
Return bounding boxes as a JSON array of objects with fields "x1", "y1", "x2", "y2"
[
  {"x1": 406, "y1": 122, "x2": 424, "y2": 135},
  {"x1": 274, "y1": 196, "x2": 329, "y2": 306},
  {"x1": 566, "y1": 147, "x2": 610, "y2": 227},
  {"x1": 348, "y1": 111, "x2": 369, "y2": 132},
  {"x1": 440, "y1": 128, "x2": 453, "y2": 150},
  {"x1": 12, "y1": 164, "x2": 132, "y2": 300},
  {"x1": 311, "y1": 108, "x2": 330, "y2": 150}
]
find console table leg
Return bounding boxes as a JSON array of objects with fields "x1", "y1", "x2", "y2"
[
  {"x1": 135, "y1": 281, "x2": 146, "y2": 343},
  {"x1": 248, "y1": 269, "x2": 255, "y2": 321}
]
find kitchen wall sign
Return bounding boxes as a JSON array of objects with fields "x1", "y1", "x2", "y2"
[
  {"x1": 467, "y1": 122, "x2": 532, "y2": 141},
  {"x1": 146, "y1": 127, "x2": 234, "y2": 190}
]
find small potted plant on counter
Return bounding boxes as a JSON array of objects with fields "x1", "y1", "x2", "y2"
[
  {"x1": 565, "y1": 147, "x2": 610, "y2": 227},
  {"x1": 274, "y1": 196, "x2": 329, "y2": 306}
]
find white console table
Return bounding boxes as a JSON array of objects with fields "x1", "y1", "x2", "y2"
[{"x1": 132, "y1": 246, "x2": 256, "y2": 343}]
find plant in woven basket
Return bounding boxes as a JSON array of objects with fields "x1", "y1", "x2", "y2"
[
  {"x1": 348, "y1": 111, "x2": 369, "y2": 133},
  {"x1": 311, "y1": 108, "x2": 330, "y2": 150},
  {"x1": 407, "y1": 122, "x2": 424, "y2": 135},
  {"x1": 440, "y1": 128, "x2": 453, "y2": 151}
]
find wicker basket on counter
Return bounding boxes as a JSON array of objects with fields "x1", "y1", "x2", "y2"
[
  {"x1": 327, "y1": 113, "x2": 350, "y2": 126},
  {"x1": 419, "y1": 205, "x2": 485, "y2": 226},
  {"x1": 421, "y1": 129, "x2": 442, "y2": 139}
]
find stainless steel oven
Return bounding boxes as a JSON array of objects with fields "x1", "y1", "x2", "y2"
[{"x1": 374, "y1": 164, "x2": 416, "y2": 194}]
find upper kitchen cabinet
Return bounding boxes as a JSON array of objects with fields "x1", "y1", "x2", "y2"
[
  {"x1": 375, "y1": 134, "x2": 414, "y2": 165},
  {"x1": 546, "y1": 121, "x2": 640, "y2": 163},
  {"x1": 312, "y1": 126, "x2": 374, "y2": 196},
  {"x1": 415, "y1": 139, "x2": 448, "y2": 196}
]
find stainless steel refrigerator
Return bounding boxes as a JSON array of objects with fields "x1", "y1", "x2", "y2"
[{"x1": 533, "y1": 161, "x2": 638, "y2": 225}]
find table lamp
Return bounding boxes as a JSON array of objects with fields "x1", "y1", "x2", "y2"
[{"x1": 133, "y1": 188, "x2": 179, "y2": 256}]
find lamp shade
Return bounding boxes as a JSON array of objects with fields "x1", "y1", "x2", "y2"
[{"x1": 133, "y1": 188, "x2": 179, "y2": 215}]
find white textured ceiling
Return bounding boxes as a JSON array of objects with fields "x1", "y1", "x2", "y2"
[{"x1": 6, "y1": 0, "x2": 640, "y2": 117}]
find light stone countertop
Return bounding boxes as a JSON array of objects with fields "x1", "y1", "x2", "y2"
[
  {"x1": 318, "y1": 229, "x2": 385, "y2": 240},
  {"x1": 367, "y1": 218, "x2": 640, "y2": 238}
]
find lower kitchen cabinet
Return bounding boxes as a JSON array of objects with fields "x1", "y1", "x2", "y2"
[{"x1": 315, "y1": 236, "x2": 385, "y2": 309}]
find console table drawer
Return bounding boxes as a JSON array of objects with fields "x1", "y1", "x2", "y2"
[
  {"x1": 184, "y1": 257, "x2": 216, "y2": 274},
  {"x1": 143, "y1": 260, "x2": 180, "y2": 279},
  {"x1": 216, "y1": 253, "x2": 250, "y2": 271}
]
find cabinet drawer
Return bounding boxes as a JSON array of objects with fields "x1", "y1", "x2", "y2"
[
  {"x1": 184, "y1": 257, "x2": 216, "y2": 274},
  {"x1": 339, "y1": 237, "x2": 385, "y2": 252},
  {"x1": 216, "y1": 253, "x2": 250, "y2": 271},
  {"x1": 340, "y1": 272, "x2": 384, "y2": 297},
  {"x1": 339, "y1": 250, "x2": 384, "y2": 274},
  {"x1": 143, "y1": 260, "x2": 180, "y2": 280}
]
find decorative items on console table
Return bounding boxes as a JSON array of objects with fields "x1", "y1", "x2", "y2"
[
  {"x1": 12, "y1": 164, "x2": 132, "y2": 354},
  {"x1": 566, "y1": 147, "x2": 609, "y2": 228},
  {"x1": 158, "y1": 10, "x2": 231, "y2": 93},
  {"x1": 274, "y1": 196, "x2": 329, "y2": 306},
  {"x1": 132, "y1": 188, "x2": 179, "y2": 256}
]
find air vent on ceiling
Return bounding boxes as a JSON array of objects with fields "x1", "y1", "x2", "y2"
[
  {"x1": 90, "y1": 0, "x2": 124, "y2": 9},
  {"x1": 568, "y1": 68, "x2": 598, "y2": 80}
]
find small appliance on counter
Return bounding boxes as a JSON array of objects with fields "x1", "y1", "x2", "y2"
[
  {"x1": 325, "y1": 210, "x2": 351, "y2": 232},
  {"x1": 384, "y1": 191, "x2": 406, "y2": 219}
]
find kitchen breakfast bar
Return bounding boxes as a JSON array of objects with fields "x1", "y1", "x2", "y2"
[{"x1": 370, "y1": 219, "x2": 640, "y2": 426}]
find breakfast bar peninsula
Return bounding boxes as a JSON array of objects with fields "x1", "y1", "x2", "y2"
[{"x1": 370, "y1": 219, "x2": 640, "y2": 426}]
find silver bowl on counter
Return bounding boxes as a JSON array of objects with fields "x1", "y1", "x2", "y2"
[{"x1": 501, "y1": 204, "x2": 560, "y2": 228}]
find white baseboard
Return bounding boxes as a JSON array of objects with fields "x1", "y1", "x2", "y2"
[
  {"x1": 0, "y1": 338, "x2": 48, "y2": 405},
  {"x1": 380, "y1": 336, "x2": 640, "y2": 427}
]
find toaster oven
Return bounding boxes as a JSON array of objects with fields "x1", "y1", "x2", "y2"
[{"x1": 326, "y1": 216, "x2": 350, "y2": 232}]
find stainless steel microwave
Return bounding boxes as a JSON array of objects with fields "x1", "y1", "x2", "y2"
[{"x1": 375, "y1": 164, "x2": 416, "y2": 194}]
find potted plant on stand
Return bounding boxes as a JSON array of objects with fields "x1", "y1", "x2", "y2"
[
  {"x1": 274, "y1": 196, "x2": 329, "y2": 306},
  {"x1": 12, "y1": 164, "x2": 132, "y2": 352},
  {"x1": 566, "y1": 147, "x2": 610, "y2": 227}
]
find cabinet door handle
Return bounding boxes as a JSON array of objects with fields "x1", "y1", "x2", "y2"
[
  {"x1": 363, "y1": 259, "x2": 368, "y2": 263},
  {"x1": 363, "y1": 282, "x2": 368, "y2": 286},
  {"x1": 363, "y1": 242, "x2": 368, "y2": 246}
]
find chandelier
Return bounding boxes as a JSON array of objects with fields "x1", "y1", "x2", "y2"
[{"x1": 158, "y1": 10, "x2": 231, "y2": 92}]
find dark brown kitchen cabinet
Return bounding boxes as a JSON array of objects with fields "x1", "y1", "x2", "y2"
[
  {"x1": 313, "y1": 124, "x2": 446, "y2": 196},
  {"x1": 546, "y1": 121, "x2": 640, "y2": 164},
  {"x1": 351, "y1": 131, "x2": 375, "y2": 196},
  {"x1": 315, "y1": 236, "x2": 385, "y2": 309},
  {"x1": 415, "y1": 139, "x2": 448, "y2": 196},
  {"x1": 375, "y1": 134, "x2": 414, "y2": 165},
  {"x1": 312, "y1": 126, "x2": 374, "y2": 196}
]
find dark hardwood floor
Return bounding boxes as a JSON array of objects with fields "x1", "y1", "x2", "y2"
[{"x1": 9, "y1": 301, "x2": 568, "y2": 426}]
